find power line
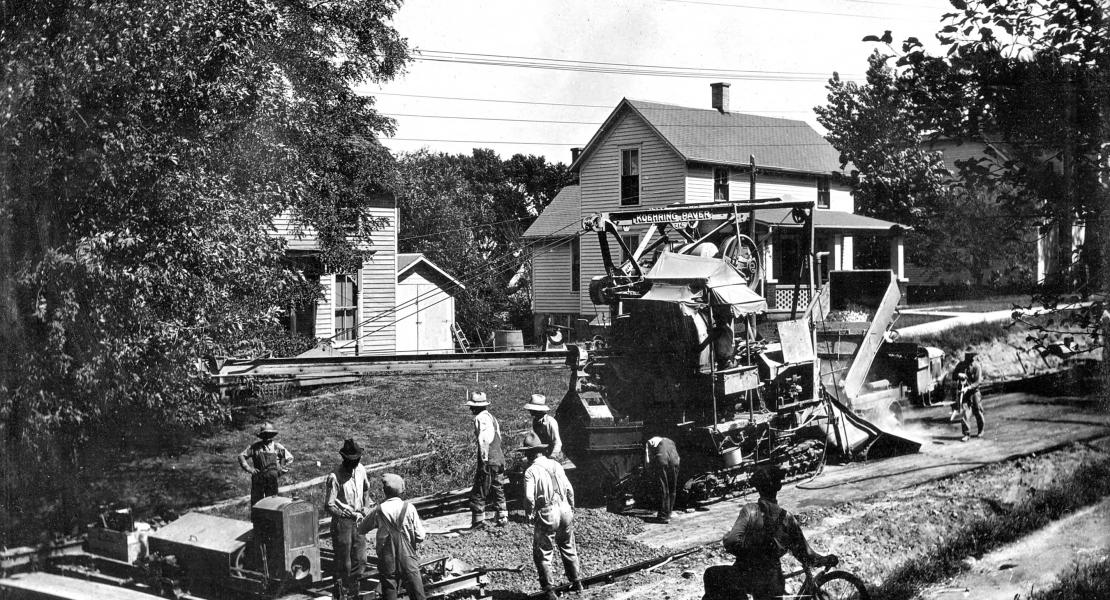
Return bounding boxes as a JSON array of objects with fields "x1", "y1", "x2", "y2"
[
  {"x1": 385, "y1": 112, "x2": 816, "y2": 127},
  {"x1": 382, "y1": 138, "x2": 836, "y2": 147},
  {"x1": 370, "y1": 91, "x2": 817, "y2": 114},
  {"x1": 398, "y1": 216, "x2": 532, "y2": 242},
  {"x1": 659, "y1": 0, "x2": 936, "y2": 19}
]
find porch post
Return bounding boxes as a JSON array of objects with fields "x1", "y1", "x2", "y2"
[
  {"x1": 890, "y1": 235, "x2": 906, "y2": 280},
  {"x1": 764, "y1": 227, "x2": 775, "y2": 282},
  {"x1": 833, "y1": 234, "x2": 844, "y2": 270},
  {"x1": 842, "y1": 235, "x2": 854, "y2": 270}
]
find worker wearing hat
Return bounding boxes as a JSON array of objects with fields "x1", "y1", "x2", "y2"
[
  {"x1": 521, "y1": 432, "x2": 583, "y2": 599},
  {"x1": 952, "y1": 346, "x2": 985, "y2": 441},
  {"x1": 467, "y1": 391, "x2": 508, "y2": 528},
  {"x1": 525, "y1": 394, "x2": 562, "y2": 459},
  {"x1": 705, "y1": 465, "x2": 836, "y2": 600},
  {"x1": 358, "y1": 473, "x2": 427, "y2": 600},
  {"x1": 325, "y1": 438, "x2": 373, "y2": 600},
  {"x1": 237, "y1": 422, "x2": 294, "y2": 507}
]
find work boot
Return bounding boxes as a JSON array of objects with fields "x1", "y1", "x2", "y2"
[
  {"x1": 960, "y1": 435, "x2": 969, "y2": 442},
  {"x1": 570, "y1": 579, "x2": 585, "y2": 592},
  {"x1": 542, "y1": 588, "x2": 558, "y2": 600},
  {"x1": 495, "y1": 511, "x2": 509, "y2": 526},
  {"x1": 346, "y1": 577, "x2": 361, "y2": 600},
  {"x1": 332, "y1": 580, "x2": 346, "y2": 600},
  {"x1": 471, "y1": 519, "x2": 488, "y2": 530}
]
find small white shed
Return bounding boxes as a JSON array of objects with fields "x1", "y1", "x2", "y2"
[{"x1": 395, "y1": 254, "x2": 464, "y2": 354}]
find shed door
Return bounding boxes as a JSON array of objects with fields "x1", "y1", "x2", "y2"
[{"x1": 396, "y1": 284, "x2": 454, "y2": 354}]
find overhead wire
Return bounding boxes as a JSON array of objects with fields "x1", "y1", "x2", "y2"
[
  {"x1": 370, "y1": 91, "x2": 819, "y2": 114},
  {"x1": 384, "y1": 113, "x2": 817, "y2": 127},
  {"x1": 383, "y1": 138, "x2": 838, "y2": 147}
]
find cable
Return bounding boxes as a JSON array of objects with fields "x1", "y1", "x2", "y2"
[
  {"x1": 398, "y1": 216, "x2": 533, "y2": 242},
  {"x1": 659, "y1": 0, "x2": 933, "y2": 19},
  {"x1": 385, "y1": 112, "x2": 816, "y2": 127},
  {"x1": 370, "y1": 91, "x2": 818, "y2": 114},
  {"x1": 384, "y1": 138, "x2": 838, "y2": 147}
]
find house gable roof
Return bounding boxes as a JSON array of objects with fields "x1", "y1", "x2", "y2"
[
  {"x1": 571, "y1": 98, "x2": 846, "y2": 176},
  {"x1": 755, "y1": 208, "x2": 909, "y2": 231},
  {"x1": 523, "y1": 185, "x2": 581, "y2": 239},
  {"x1": 397, "y1": 253, "x2": 465, "y2": 289}
]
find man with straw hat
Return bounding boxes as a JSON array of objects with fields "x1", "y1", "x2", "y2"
[
  {"x1": 524, "y1": 394, "x2": 562, "y2": 459},
  {"x1": 358, "y1": 473, "x2": 427, "y2": 600},
  {"x1": 520, "y1": 432, "x2": 583, "y2": 599},
  {"x1": 237, "y1": 422, "x2": 293, "y2": 506},
  {"x1": 466, "y1": 391, "x2": 508, "y2": 528},
  {"x1": 324, "y1": 438, "x2": 373, "y2": 600},
  {"x1": 952, "y1": 346, "x2": 985, "y2": 442}
]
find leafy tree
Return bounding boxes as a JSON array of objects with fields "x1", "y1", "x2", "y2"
[
  {"x1": 873, "y1": 0, "x2": 1108, "y2": 396},
  {"x1": 0, "y1": 0, "x2": 408, "y2": 540},
  {"x1": 395, "y1": 150, "x2": 572, "y2": 344}
]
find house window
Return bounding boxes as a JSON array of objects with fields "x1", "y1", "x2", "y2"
[
  {"x1": 620, "y1": 148, "x2": 640, "y2": 205},
  {"x1": 337, "y1": 197, "x2": 361, "y2": 233},
  {"x1": 817, "y1": 176, "x2": 830, "y2": 209},
  {"x1": 570, "y1": 237, "x2": 581, "y2": 292},
  {"x1": 334, "y1": 274, "x2": 358, "y2": 341},
  {"x1": 714, "y1": 167, "x2": 730, "y2": 201}
]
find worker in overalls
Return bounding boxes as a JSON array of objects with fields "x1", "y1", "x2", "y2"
[
  {"x1": 521, "y1": 432, "x2": 583, "y2": 600},
  {"x1": 237, "y1": 422, "x2": 293, "y2": 506},
  {"x1": 953, "y1": 347, "x2": 985, "y2": 441},
  {"x1": 524, "y1": 394, "x2": 563, "y2": 459},
  {"x1": 324, "y1": 438, "x2": 373, "y2": 600},
  {"x1": 358, "y1": 473, "x2": 427, "y2": 600},
  {"x1": 645, "y1": 436, "x2": 680, "y2": 523},
  {"x1": 467, "y1": 391, "x2": 508, "y2": 528},
  {"x1": 703, "y1": 465, "x2": 836, "y2": 600}
]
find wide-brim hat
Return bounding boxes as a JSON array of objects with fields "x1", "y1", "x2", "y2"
[
  {"x1": 465, "y1": 391, "x2": 489, "y2": 407},
  {"x1": 523, "y1": 393, "x2": 549, "y2": 412},
  {"x1": 339, "y1": 438, "x2": 363, "y2": 460},
  {"x1": 257, "y1": 422, "x2": 278, "y2": 438},
  {"x1": 516, "y1": 431, "x2": 547, "y2": 454},
  {"x1": 964, "y1": 346, "x2": 978, "y2": 357}
]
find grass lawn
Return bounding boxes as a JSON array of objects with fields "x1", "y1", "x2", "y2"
[{"x1": 14, "y1": 368, "x2": 567, "y2": 541}]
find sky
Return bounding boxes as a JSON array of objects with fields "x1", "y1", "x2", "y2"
[{"x1": 357, "y1": 0, "x2": 957, "y2": 165}]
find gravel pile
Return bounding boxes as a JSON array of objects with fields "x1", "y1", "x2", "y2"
[{"x1": 422, "y1": 507, "x2": 665, "y2": 597}]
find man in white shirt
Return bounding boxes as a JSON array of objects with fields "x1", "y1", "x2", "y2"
[
  {"x1": 467, "y1": 391, "x2": 508, "y2": 528},
  {"x1": 323, "y1": 438, "x2": 373, "y2": 600},
  {"x1": 521, "y1": 432, "x2": 583, "y2": 600},
  {"x1": 358, "y1": 473, "x2": 427, "y2": 600}
]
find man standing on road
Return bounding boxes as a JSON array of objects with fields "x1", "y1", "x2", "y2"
[
  {"x1": 324, "y1": 438, "x2": 373, "y2": 600},
  {"x1": 953, "y1": 347, "x2": 985, "y2": 442},
  {"x1": 645, "y1": 436, "x2": 680, "y2": 524},
  {"x1": 521, "y1": 432, "x2": 583, "y2": 600},
  {"x1": 237, "y1": 422, "x2": 293, "y2": 507},
  {"x1": 703, "y1": 465, "x2": 836, "y2": 600},
  {"x1": 358, "y1": 474, "x2": 427, "y2": 600},
  {"x1": 467, "y1": 391, "x2": 508, "y2": 528},
  {"x1": 525, "y1": 394, "x2": 563, "y2": 459}
]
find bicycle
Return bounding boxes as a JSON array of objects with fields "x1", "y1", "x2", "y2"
[{"x1": 703, "y1": 555, "x2": 870, "y2": 600}]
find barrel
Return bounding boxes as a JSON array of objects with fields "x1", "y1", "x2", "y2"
[{"x1": 493, "y1": 329, "x2": 524, "y2": 351}]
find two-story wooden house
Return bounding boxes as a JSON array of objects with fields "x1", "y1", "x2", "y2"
[
  {"x1": 525, "y1": 83, "x2": 909, "y2": 339},
  {"x1": 274, "y1": 194, "x2": 463, "y2": 356}
]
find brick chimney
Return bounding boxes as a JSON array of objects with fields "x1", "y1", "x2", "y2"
[
  {"x1": 571, "y1": 147, "x2": 582, "y2": 162},
  {"x1": 711, "y1": 82, "x2": 730, "y2": 113}
]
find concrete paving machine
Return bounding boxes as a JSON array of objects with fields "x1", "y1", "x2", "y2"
[{"x1": 554, "y1": 198, "x2": 920, "y2": 510}]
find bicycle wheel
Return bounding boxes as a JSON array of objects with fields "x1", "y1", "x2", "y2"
[{"x1": 813, "y1": 570, "x2": 870, "y2": 600}]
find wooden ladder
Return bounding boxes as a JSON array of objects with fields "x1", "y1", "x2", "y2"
[{"x1": 451, "y1": 322, "x2": 472, "y2": 353}]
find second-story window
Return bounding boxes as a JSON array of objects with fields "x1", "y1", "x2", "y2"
[
  {"x1": 817, "y1": 176, "x2": 830, "y2": 209},
  {"x1": 570, "y1": 236, "x2": 581, "y2": 292},
  {"x1": 714, "y1": 167, "x2": 730, "y2": 201},
  {"x1": 620, "y1": 148, "x2": 640, "y2": 205},
  {"x1": 334, "y1": 274, "x2": 358, "y2": 341}
]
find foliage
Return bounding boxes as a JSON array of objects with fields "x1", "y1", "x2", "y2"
[
  {"x1": 395, "y1": 149, "x2": 573, "y2": 343},
  {"x1": 0, "y1": 0, "x2": 409, "y2": 469}
]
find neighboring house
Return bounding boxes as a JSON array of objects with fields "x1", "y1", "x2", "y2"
[
  {"x1": 525, "y1": 83, "x2": 909, "y2": 338},
  {"x1": 272, "y1": 195, "x2": 462, "y2": 356},
  {"x1": 396, "y1": 253, "x2": 465, "y2": 354},
  {"x1": 920, "y1": 137, "x2": 1081, "y2": 289}
]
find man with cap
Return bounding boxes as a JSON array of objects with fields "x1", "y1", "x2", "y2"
[
  {"x1": 644, "y1": 436, "x2": 680, "y2": 523},
  {"x1": 324, "y1": 439, "x2": 373, "y2": 600},
  {"x1": 952, "y1": 346, "x2": 985, "y2": 442},
  {"x1": 521, "y1": 431, "x2": 583, "y2": 600},
  {"x1": 525, "y1": 394, "x2": 562, "y2": 459},
  {"x1": 358, "y1": 474, "x2": 426, "y2": 600},
  {"x1": 237, "y1": 422, "x2": 294, "y2": 506},
  {"x1": 467, "y1": 391, "x2": 508, "y2": 528},
  {"x1": 703, "y1": 465, "x2": 836, "y2": 600}
]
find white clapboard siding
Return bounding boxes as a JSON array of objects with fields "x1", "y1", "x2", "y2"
[
  {"x1": 685, "y1": 167, "x2": 852, "y2": 213},
  {"x1": 354, "y1": 205, "x2": 398, "y2": 356},
  {"x1": 578, "y1": 111, "x2": 686, "y2": 314},
  {"x1": 532, "y1": 240, "x2": 578, "y2": 313}
]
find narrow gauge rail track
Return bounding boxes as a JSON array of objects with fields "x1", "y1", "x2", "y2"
[{"x1": 210, "y1": 349, "x2": 569, "y2": 393}]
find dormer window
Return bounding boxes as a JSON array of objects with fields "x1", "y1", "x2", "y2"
[
  {"x1": 714, "y1": 167, "x2": 730, "y2": 201},
  {"x1": 620, "y1": 148, "x2": 640, "y2": 205},
  {"x1": 817, "y1": 176, "x2": 830, "y2": 209}
]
